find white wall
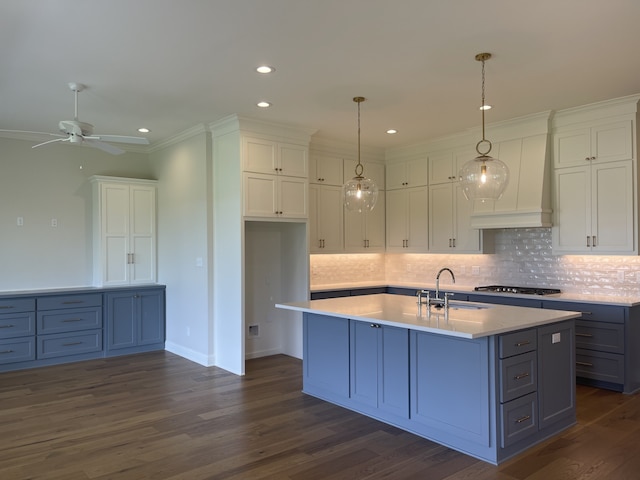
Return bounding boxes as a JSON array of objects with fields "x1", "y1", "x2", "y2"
[
  {"x1": 0, "y1": 137, "x2": 153, "y2": 291},
  {"x1": 149, "y1": 131, "x2": 213, "y2": 365}
]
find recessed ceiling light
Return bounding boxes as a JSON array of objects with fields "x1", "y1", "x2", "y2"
[
  {"x1": 256, "y1": 65, "x2": 275, "y2": 74},
  {"x1": 479, "y1": 104, "x2": 492, "y2": 110},
  {"x1": 137, "y1": 127, "x2": 150, "y2": 133},
  {"x1": 386, "y1": 129, "x2": 398, "y2": 134},
  {"x1": 257, "y1": 101, "x2": 271, "y2": 108}
]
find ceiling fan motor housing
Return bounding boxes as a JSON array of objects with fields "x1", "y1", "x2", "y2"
[{"x1": 59, "y1": 120, "x2": 94, "y2": 137}]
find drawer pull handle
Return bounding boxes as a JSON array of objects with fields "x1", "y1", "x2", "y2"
[
  {"x1": 0, "y1": 306, "x2": 14, "y2": 309},
  {"x1": 62, "y1": 318, "x2": 83, "y2": 323},
  {"x1": 62, "y1": 342, "x2": 82, "y2": 347},
  {"x1": 62, "y1": 301, "x2": 84, "y2": 305},
  {"x1": 0, "y1": 349, "x2": 14, "y2": 354},
  {"x1": 576, "y1": 361, "x2": 593, "y2": 367},
  {"x1": 369, "y1": 324, "x2": 381, "y2": 328},
  {"x1": 514, "y1": 372, "x2": 530, "y2": 380},
  {"x1": 576, "y1": 333, "x2": 593, "y2": 338},
  {"x1": 514, "y1": 340, "x2": 530, "y2": 347},
  {"x1": 515, "y1": 415, "x2": 531, "y2": 424},
  {"x1": 0, "y1": 324, "x2": 15, "y2": 328}
]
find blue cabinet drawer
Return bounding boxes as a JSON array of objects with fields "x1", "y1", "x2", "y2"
[
  {"x1": 499, "y1": 328, "x2": 537, "y2": 358},
  {"x1": 500, "y1": 392, "x2": 537, "y2": 448},
  {"x1": 576, "y1": 320, "x2": 624, "y2": 354},
  {"x1": 576, "y1": 348, "x2": 624, "y2": 384},
  {"x1": 37, "y1": 294, "x2": 102, "y2": 311},
  {"x1": 37, "y1": 330, "x2": 103, "y2": 359},
  {"x1": 0, "y1": 337, "x2": 36, "y2": 364},
  {"x1": 37, "y1": 307, "x2": 102, "y2": 334},
  {"x1": 0, "y1": 312, "x2": 36, "y2": 339},
  {"x1": 542, "y1": 301, "x2": 624, "y2": 324},
  {"x1": 0, "y1": 298, "x2": 35, "y2": 314},
  {"x1": 500, "y1": 351, "x2": 537, "y2": 403}
]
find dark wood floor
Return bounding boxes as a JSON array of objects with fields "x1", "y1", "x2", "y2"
[{"x1": 1, "y1": 352, "x2": 639, "y2": 480}]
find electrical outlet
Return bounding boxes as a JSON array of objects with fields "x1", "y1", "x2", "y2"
[
  {"x1": 617, "y1": 270, "x2": 625, "y2": 283},
  {"x1": 248, "y1": 325, "x2": 260, "y2": 337},
  {"x1": 17, "y1": 217, "x2": 23, "y2": 226},
  {"x1": 552, "y1": 332, "x2": 561, "y2": 344},
  {"x1": 51, "y1": 218, "x2": 58, "y2": 227}
]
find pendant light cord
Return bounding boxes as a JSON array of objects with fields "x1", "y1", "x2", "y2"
[
  {"x1": 475, "y1": 53, "x2": 492, "y2": 157},
  {"x1": 354, "y1": 96, "x2": 365, "y2": 178}
]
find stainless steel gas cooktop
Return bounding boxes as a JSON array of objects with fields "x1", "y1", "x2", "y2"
[{"x1": 474, "y1": 285, "x2": 562, "y2": 296}]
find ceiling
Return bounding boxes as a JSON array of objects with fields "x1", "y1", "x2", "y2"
[{"x1": 2, "y1": 0, "x2": 640, "y2": 151}]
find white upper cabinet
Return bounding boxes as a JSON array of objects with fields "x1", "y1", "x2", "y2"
[
  {"x1": 344, "y1": 191, "x2": 386, "y2": 252},
  {"x1": 386, "y1": 187, "x2": 428, "y2": 252},
  {"x1": 310, "y1": 155, "x2": 343, "y2": 185},
  {"x1": 428, "y1": 151, "x2": 459, "y2": 185},
  {"x1": 309, "y1": 184, "x2": 344, "y2": 253},
  {"x1": 553, "y1": 160, "x2": 633, "y2": 254},
  {"x1": 242, "y1": 135, "x2": 309, "y2": 220},
  {"x1": 242, "y1": 136, "x2": 308, "y2": 178},
  {"x1": 386, "y1": 158, "x2": 427, "y2": 190},
  {"x1": 429, "y1": 182, "x2": 481, "y2": 253},
  {"x1": 553, "y1": 120, "x2": 633, "y2": 169},
  {"x1": 91, "y1": 176, "x2": 157, "y2": 286},
  {"x1": 552, "y1": 95, "x2": 639, "y2": 254}
]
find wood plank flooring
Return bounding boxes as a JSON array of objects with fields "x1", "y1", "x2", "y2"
[{"x1": 1, "y1": 352, "x2": 639, "y2": 479}]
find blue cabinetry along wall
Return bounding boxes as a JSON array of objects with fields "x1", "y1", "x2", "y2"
[{"x1": 0, "y1": 286, "x2": 165, "y2": 372}]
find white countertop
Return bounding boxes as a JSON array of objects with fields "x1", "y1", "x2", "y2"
[
  {"x1": 277, "y1": 294, "x2": 581, "y2": 339},
  {"x1": 310, "y1": 281, "x2": 640, "y2": 307}
]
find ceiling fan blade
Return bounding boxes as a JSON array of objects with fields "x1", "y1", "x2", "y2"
[
  {"x1": 32, "y1": 137, "x2": 69, "y2": 149},
  {"x1": 0, "y1": 129, "x2": 66, "y2": 138},
  {"x1": 89, "y1": 134, "x2": 149, "y2": 145},
  {"x1": 83, "y1": 138, "x2": 125, "y2": 155}
]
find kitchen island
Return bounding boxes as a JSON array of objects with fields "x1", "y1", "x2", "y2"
[{"x1": 276, "y1": 294, "x2": 581, "y2": 464}]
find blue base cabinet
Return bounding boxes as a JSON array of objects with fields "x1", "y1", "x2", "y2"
[
  {"x1": 105, "y1": 288, "x2": 165, "y2": 356},
  {"x1": 303, "y1": 312, "x2": 576, "y2": 465},
  {"x1": 0, "y1": 286, "x2": 165, "y2": 372}
]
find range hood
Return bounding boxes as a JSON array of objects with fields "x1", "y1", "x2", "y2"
[{"x1": 469, "y1": 112, "x2": 553, "y2": 229}]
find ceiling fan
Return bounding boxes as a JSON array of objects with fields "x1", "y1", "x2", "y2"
[{"x1": 0, "y1": 82, "x2": 149, "y2": 155}]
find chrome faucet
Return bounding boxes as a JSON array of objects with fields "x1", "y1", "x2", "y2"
[{"x1": 434, "y1": 267, "x2": 456, "y2": 305}]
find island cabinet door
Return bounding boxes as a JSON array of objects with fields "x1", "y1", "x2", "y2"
[
  {"x1": 410, "y1": 331, "x2": 492, "y2": 448},
  {"x1": 350, "y1": 321, "x2": 409, "y2": 420},
  {"x1": 303, "y1": 313, "x2": 350, "y2": 401},
  {"x1": 537, "y1": 321, "x2": 576, "y2": 430}
]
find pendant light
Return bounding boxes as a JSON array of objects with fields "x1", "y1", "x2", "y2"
[
  {"x1": 343, "y1": 97, "x2": 379, "y2": 213},
  {"x1": 459, "y1": 53, "x2": 509, "y2": 202}
]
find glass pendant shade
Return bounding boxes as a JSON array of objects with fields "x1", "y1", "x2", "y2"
[
  {"x1": 343, "y1": 96, "x2": 378, "y2": 213},
  {"x1": 459, "y1": 52, "x2": 509, "y2": 202},
  {"x1": 343, "y1": 175, "x2": 379, "y2": 213},
  {"x1": 458, "y1": 154, "x2": 509, "y2": 201}
]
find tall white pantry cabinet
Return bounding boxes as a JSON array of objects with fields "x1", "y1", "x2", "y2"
[{"x1": 91, "y1": 176, "x2": 157, "y2": 286}]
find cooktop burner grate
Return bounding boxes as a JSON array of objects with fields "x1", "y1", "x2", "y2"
[{"x1": 474, "y1": 285, "x2": 562, "y2": 295}]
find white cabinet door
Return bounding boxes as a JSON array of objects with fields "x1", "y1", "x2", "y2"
[
  {"x1": 243, "y1": 172, "x2": 278, "y2": 217},
  {"x1": 243, "y1": 137, "x2": 278, "y2": 174},
  {"x1": 311, "y1": 155, "x2": 343, "y2": 185},
  {"x1": 344, "y1": 191, "x2": 385, "y2": 252},
  {"x1": 93, "y1": 178, "x2": 157, "y2": 286},
  {"x1": 243, "y1": 136, "x2": 308, "y2": 178},
  {"x1": 386, "y1": 187, "x2": 427, "y2": 252},
  {"x1": 429, "y1": 184, "x2": 454, "y2": 252},
  {"x1": 553, "y1": 160, "x2": 633, "y2": 254},
  {"x1": 129, "y1": 185, "x2": 156, "y2": 283},
  {"x1": 553, "y1": 120, "x2": 633, "y2": 168},
  {"x1": 428, "y1": 151, "x2": 457, "y2": 185},
  {"x1": 309, "y1": 185, "x2": 343, "y2": 253},
  {"x1": 279, "y1": 143, "x2": 308, "y2": 178},
  {"x1": 553, "y1": 166, "x2": 591, "y2": 253},
  {"x1": 386, "y1": 158, "x2": 427, "y2": 190},
  {"x1": 591, "y1": 161, "x2": 634, "y2": 253},
  {"x1": 243, "y1": 173, "x2": 307, "y2": 219}
]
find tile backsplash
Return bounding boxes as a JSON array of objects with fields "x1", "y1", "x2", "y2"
[{"x1": 311, "y1": 228, "x2": 640, "y2": 297}]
